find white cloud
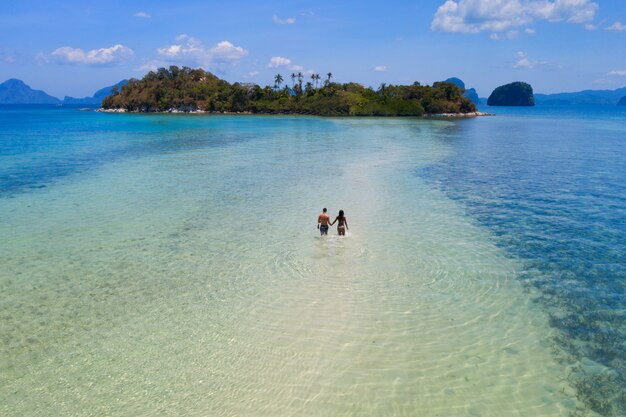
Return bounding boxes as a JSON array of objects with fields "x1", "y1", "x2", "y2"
[
  {"x1": 514, "y1": 51, "x2": 546, "y2": 69},
  {"x1": 210, "y1": 41, "x2": 248, "y2": 64},
  {"x1": 267, "y1": 56, "x2": 304, "y2": 71},
  {"x1": 525, "y1": 28, "x2": 536, "y2": 34},
  {"x1": 584, "y1": 23, "x2": 596, "y2": 30},
  {"x1": 158, "y1": 44, "x2": 183, "y2": 57},
  {"x1": 374, "y1": 65, "x2": 387, "y2": 72},
  {"x1": 609, "y1": 70, "x2": 626, "y2": 76},
  {"x1": 244, "y1": 71, "x2": 260, "y2": 78},
  {"x1": 490, "y1": 30, "x2": 520, "y2": 40},
  {"x1": 135, "y1": 59, "x2": 166, "y2": 72},
  {"x1": 50, "y1": 44, "x2": 134, "y2": 65},
  {"x1": 607, "y1": 21, "x2": 626, "y2": 32},
  {"x1": 432, "y1": 0, "x2": 598, "y2": 33},
  {"x1": 267, "y1": 56, "x2": 291, "y2": 68},
  {"x1": 134, "y1": 11, "x2": 151, "y2": 18},
  {"x1": 35, "y1": 52, "x2": 48, "y2": 64},
  {"x1": 156, "y1": 37, "x2": 248, "y2": 67},
  {"x1": 0, "y1": 48, "x2": 17, "y2": 63},
  {"x1": 175, "y1": 34, "x2": 188, "y2": 42},
  {"x1": 272, "y1": 15, "x2": 296, "y2": 25}
]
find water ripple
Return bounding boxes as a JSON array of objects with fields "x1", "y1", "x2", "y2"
[{"x1": 421, "y1": 110, "x2": 626, "y2": 416}]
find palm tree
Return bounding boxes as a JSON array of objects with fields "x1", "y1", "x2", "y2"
[
  {"x1": 327, "y1": 72, "x2": 332, "y2": 84},
  {"x1": 314, "y1": 74, "x2": 321, "y2": 88},
  {"x1": 310, "y1": 73, "x2": 316, "y2": 88},
  {"x1": 297, "y1": 72, "x2": 303, "y2": 93},
  {"x1": 290, "y1": 73, "x2": 296, "y2": 87},
  {"x1": 274, "y1": 74, "x2": 283, "y2": 89},
  {"x1": 379, "y1": 83, "x2": 387, "y2": 96}
]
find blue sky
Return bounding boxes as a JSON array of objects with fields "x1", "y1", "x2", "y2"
[{"x1": 1, "y1": 0, "x2": 625, "y2": 97}]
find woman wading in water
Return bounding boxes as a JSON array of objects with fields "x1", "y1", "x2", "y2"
[{"x1": 330, "y1": 210, "x2": 348, "y2": 236}]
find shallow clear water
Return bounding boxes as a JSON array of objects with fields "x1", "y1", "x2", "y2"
[
  {"x1": 425, "y1": 104, "x2": 626, "y2": 416},
  {"x1": 0, "y1": 106, "x2": 624, "y2": 416}
]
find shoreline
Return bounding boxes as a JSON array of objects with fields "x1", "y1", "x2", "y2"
[
  {"x1": 423, "y1": 111, "x2": 495, "y2": 118},
  {"x1": 95, "y1": 108, "x2": 495, "y2": 118}
]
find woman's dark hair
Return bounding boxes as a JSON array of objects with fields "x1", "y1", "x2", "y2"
[{"x1": 338, "y1": 210, "x2": 344, "y2": 218}]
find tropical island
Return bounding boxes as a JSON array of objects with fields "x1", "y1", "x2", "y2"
[
  {"x1": 101, "y1": 66, "x2": 478, "y2": 116},
  {"x1": 487, "y1": 81, "x2": 535, "y2": 106}
]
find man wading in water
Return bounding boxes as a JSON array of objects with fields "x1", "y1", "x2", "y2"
[{"x1": 317, "y1": 208, "x2": 330, "y2": 235}]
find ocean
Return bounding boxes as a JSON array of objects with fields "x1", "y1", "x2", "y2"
[{"x1": 1, "y1": 104, "x2": 624, "y2": 416}]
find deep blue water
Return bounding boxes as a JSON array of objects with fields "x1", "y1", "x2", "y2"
[{"x1": 423, "y1": 104, "x2": 626, "y2": 416}]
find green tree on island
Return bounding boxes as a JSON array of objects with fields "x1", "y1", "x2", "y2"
[
  {"x1": 297, "y1": 72, "x2": 303, "y2": 93},
  {"x1": 313, "y1": 73, "x2": 321, "y2": 88},
  {"x1": 274, "y1": 74, "x2": 283, "y2": 89},
  {"x1": 379, "y1": 83, "x2": 387, "y2": 97}
]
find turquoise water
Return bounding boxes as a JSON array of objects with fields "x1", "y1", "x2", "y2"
[{"x1": 1, "y1": 105, "x2": 624, "y2": 416}]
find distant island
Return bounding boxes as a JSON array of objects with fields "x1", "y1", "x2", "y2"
[
  {"x1": 0, "y1": 78, "x2": 127, "y2": 106},
  {"x1": 5, "y1": 75, "x2": 626, "y2": 110},
  {"x1": 0, "y1": 79, "x2": 60, "y2": 104},
  {"x1": 617, "y1": 96, "x2": 626, "y2": 106},
  {"x1": 487, "y1": 82, "x2": 534, "y2": 106},
  {"x1": 535, "y1": 87, "x2": 626, "y2": 105},
  {"x1": 62, "y1": 80, "x2": 128, "y2": 106},
  {"x1": 101, "y1": 66, "x2": 477, "y2": 116},
  {"x1": 463, "y1": 88, "x2": 481, "y2": 105},
  {"x1": 443, "y1": 77, "x2": 480, "y2": 105}
]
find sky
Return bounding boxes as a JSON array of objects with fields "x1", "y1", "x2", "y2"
[{"x1": 0, "y1": 0, "x2": 625, "y2": 98}]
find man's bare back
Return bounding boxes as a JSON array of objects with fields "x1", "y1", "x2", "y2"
[{"x1": 318, "y1": 208, "x2": 330, "y2": 235}]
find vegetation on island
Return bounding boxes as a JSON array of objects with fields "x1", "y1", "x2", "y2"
[
  {"x1": 487, "y1": 81, "x2": 535, "y2": 106},
  {"x1": 101, "y1": 66, "x2": 477, "y2": 116}
]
